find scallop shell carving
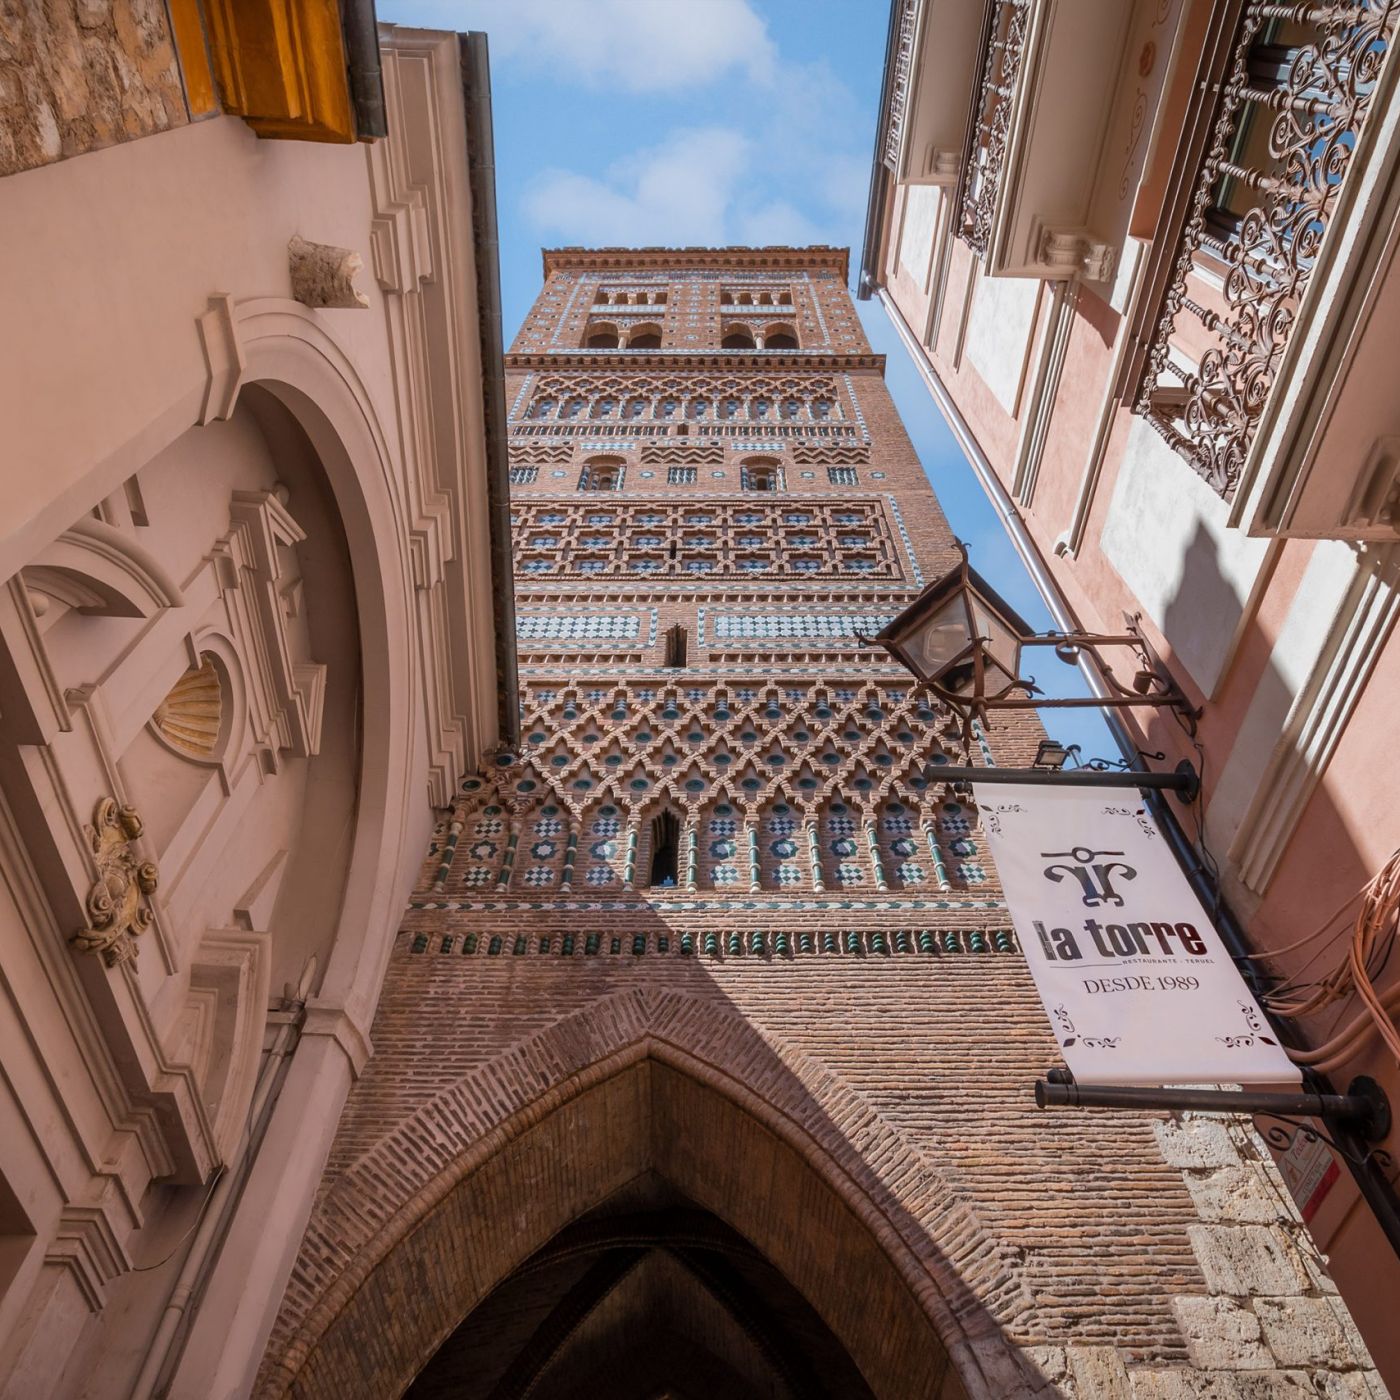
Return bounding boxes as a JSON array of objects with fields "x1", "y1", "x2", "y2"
[{"x1": 153, "y1": 657, "x2": 223, "y2": 759}]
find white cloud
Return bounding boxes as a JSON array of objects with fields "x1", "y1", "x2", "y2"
[
  {"x1": 441, "y1": 0, "x2": 775, "y2": 93},
  {"x1": 437, "y1": 2, "x2": 874, "y2": 254},
  {"x1": 523, "y1": 127, "x2": 752, "y2": 245},
  {"x1": 733, "y1": 200, "x2": 827, "y2": 247}
]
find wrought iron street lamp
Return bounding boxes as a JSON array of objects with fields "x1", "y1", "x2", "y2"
[{"x1": 866, "y1": 543, "x2": 1197, "y2": 740}]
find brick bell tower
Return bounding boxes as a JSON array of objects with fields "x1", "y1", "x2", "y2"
[{"x1": 258, "y1": 249, "x2": 1380, "y2": 1399}]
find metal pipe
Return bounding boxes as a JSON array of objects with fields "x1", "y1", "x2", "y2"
[
  {"x1": 856, "y1": 0, "x2": 902, "y2": 298},
  {"x1": 135, "y1": 982, "x2": 310, "y2": 1398},
  {"x1": 342, "y1": 1, "x2": 386, "y2": 138},
  {"x1": 1035, "y1": 1079, "x2": 1384, "y2": 1130},
  {"x1": 459, "y1": 33, "x2": 521, "y2": 750},
  {"x1": 930, "y1": 763, "x2": 1198, "y2": 797}
]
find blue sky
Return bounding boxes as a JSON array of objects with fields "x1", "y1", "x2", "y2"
[{"x1": 383, "y1": 0, "x2": 1113, "y2": 760}]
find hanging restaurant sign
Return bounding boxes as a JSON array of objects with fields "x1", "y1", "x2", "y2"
[{"x1": 975, "y1": 786, "x2": 1297, "y2": 1086}]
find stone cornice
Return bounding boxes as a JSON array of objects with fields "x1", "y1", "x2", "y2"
[
  {"x1": 541, "y1": 245, "x2": 850, "y2": 278},
  {"x1": 504, "y1": 351, "x2": 885, "y2": 372}
]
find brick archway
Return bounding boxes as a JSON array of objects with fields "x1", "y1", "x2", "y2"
[{"x1": 260, "y1": 992, "x2": 1037, "y2": 1399}]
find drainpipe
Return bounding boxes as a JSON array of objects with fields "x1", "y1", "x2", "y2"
[
  {"x1": 873, "y1": 282, "x2": 1400, "y2": 1261},
  {"x1": 857, "y1": 0, "x2": 901, "y2": 298},
  {"x1": 460, "y1": 31, "x2": 521, "y2": 751},
  {"x1": 341, "y1": 0, "x2": 386, "y2": 139},
  {"x1": 133, "y1": 964, "x2": 315, "y2": 1398}
]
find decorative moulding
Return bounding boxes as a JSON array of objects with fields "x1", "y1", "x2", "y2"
[
  {"x1": 185, "y1": 928, "x2": 272, "y2": 1162},
  {"x1": 71, "y1": 799, "x2": 159, "y2": 968},
  {"x1": 226, "y1": 491, "x2": 326, "y2": 760},
  {"x1": 1342, "y1": 436, "x2": 1400, "y2": 536},
  {"x1": 45, "y1": 1204, "x2": 132, "y2": 1313},
  {"x1": 151, "y1": 655, "x2": 224, "y2": 761},
  {"x1": 24, "y1": 517, "x2": 183, "y2": 619},
  {"x1": 1034, "y1": 223, "x2": 1116, "y2": 284},
  {"x1": 1231, "y1": 545, "x2": 1400, "y2": 891},
  {"x1": 196, "y1": 293, "x2": 245, "y2": 426}
]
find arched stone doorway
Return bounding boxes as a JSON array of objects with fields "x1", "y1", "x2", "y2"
[
  {"x1": 407, "y1": 1180, "x2": 878, "y2": 1399},
  {"x1": 264, "y1": 1049, "x2": 975, "y2": 1399}
]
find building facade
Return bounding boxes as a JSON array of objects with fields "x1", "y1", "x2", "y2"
[
  {"x1": 862, "y1": 0, "x2": 1400, "y2": 1384},
  {"x1": 0, "y1": 13, "x2": 512, "y2": 1397},
  {"x1": 254, "y1": 247, "x2": 1382, "y2": 1398}
]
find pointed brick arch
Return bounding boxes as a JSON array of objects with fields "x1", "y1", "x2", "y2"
[{"x1": 259, "y1": 990, "x2": 1034, "y2": 1399}]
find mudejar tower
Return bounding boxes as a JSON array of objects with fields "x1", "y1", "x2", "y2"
[{"x1": 258, "y1": 249, "x2": 1381, "y2": 1399}]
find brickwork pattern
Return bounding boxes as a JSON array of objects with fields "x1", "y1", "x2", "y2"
[{"x1": 261, "y1": 248, "x2": 1385, "y2": 1399}]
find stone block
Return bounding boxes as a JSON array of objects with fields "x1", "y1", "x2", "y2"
[
  {"x1": 1184, "y1": 1168, "x2": 1282, "y2": 1224},
  {"x1": 1171, "y1": 1296, "x2": 1272, "y2": 1369},
  {"x1": 1067, "y1": 1346, "x2": 1133, "y2": 1399},
  {"x1": 1229, "y1": 1372, "x2": 1316, "y2": 1400},
  {"x1": 1315, "y1": 1375, "x2": 1384, "y2": 1399},
  {"x1": 1155, "y1": 1119, "x2": 1242, "y2": 1170},
  {"x1": 1328, "y1": 1297, "x2": 1379, "y2": 1369},
  {"x1": 1254, "y1": 1295, "x2": 1353, "y2": 1368},
  {"x1": 1187, "y1": 1225, "x2": 1309, "y2": 1297},
  {"x1": 1303, "y1": 1250, "x2": 1342, "y2": 1295},
  {"x1": 1129, "y1": 1369, "x2": 1240, "y2": 1399},
  {"x1": 1023, "y1": 1346, "x2": 1069, "y2": 1387}
]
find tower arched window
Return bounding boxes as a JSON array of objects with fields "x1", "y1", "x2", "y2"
[
  {"x1": 741, "y1": 458, "x2": 782, "y2": 493},
  {"x1": 812, "y1": 399, "x2": 833, "y2": 420},
  {"x1": 649, "y1": 810, "x2": 681, "y2": 887},
  {"x1": 718, "y1": 398, "x2": 739, "y2": 420},
  {"x1": 782, "y1": 399, "x2": 801, "y2": 420},
  {"x1": 530, "y1": 397, "x2": 556, "y2": 420},
  {"x1": 658, "y1": 398, "x2": 678, "y2": 420},
  {"x1": 689, "y1": 399, "x2": 710, "y2": 421},
  {"x1": 592, "y1": 397, "x2": 617, "y2": 419},
  {"x1": 626, "y1": 398, "x2": 647, "y2": 419},
  {"x1": 752, "y1": 398, "x2": 771, "y2": 420},
  {"x1": 627, "y1": 323, "x2": 663, "y2": 349},
  {"x1": 585, "y1": 323, "x2": 620, "y2": 348},
  {"x1": 580, "y1": 456, "x2": 624, "y2": 492},
  {"x1": 721, "y1": 324, "x2": 755, "y2": 350},
  {"x1": 563, "y1": 398, "x2": 586, "y2": 421},
  {"x1": 764, "y1": 324, "x2": 799, "y2": 349}
]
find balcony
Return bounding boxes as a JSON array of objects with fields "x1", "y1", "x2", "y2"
[
  {"x1": 1129, "y1": 0, "x2": 1400, "y2": 518},
  {"x1": 954, "y1": 0, "x2": 1177, "y2": 282},
  {"x1": 880, "y1": 0, "x2": 985, "y2": 185}
]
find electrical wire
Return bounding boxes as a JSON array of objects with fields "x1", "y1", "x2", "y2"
[{"x1": 1261, "y1": 848, "x2": 1400, "y2": 1072}]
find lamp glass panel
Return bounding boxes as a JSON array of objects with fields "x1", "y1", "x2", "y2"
[
  {"x1": 970, "y1": 599, "x2": 1022, "y2": 682},
  {"x1": 899, "y1": 597, "x2": 973, "y2": 680}
]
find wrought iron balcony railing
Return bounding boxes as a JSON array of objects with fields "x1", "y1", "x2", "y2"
[
  {"x1": 1134, "y1": 0, "x2": 1398, "y2": 499},
  {"x1": 957, "y1": 0, "x2": 1030, "y2": 257}
]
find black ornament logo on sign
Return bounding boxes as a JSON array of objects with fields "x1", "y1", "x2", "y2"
[{"x1": 1040, "y1": 847, "x2": 1138, "y2": 908}]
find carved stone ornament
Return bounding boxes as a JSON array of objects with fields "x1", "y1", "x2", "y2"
[
  {"x1": 288, "y1": 235, "x2": 370, "y2": 310},
  {"x1": 71, "y1": 799, "x2": 159, "y2": 968}
]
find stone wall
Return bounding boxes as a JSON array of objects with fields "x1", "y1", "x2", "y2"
[{"x1": 0, "y1": 0, "x2": 188, "y2": 177}]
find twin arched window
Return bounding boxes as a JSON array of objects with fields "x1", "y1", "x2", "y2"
[
  {"x1": 741, "y1": 458, "x2": 782, "y2": 492},
  {"x1": 580, "y1": 456, "x2": 624, "y2": 492},
  {"x1": 719, "y1": 322, "x2": 799, "y2": 350},
  {"x1": 582, "y1": 320, "x2": 664, "y2": 350}
]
